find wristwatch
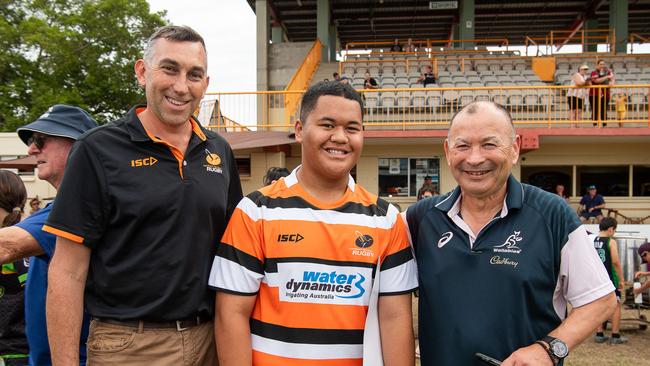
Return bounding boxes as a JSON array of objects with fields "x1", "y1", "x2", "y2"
[{"x1": 535, "y1": 336, "x2": 568, "y2": 365}]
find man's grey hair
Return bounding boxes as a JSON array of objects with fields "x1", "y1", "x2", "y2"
[
  {"x1": 143, "y1": 25, "x2": 207, "y2": 64},
  {"x1": 448, "y1": 101, "x2": 516, "y2": 142}
]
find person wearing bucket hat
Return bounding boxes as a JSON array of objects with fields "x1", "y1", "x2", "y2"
[
  {"x1": 0, "y1": 104, "x2": 97, "y2": 365},
  {"x1": 43, "y1": 25, "x2": 242, "y2": 365},
  {"x1": 633, "y1": 242, "x2": 650, "y2": 297},
  {"x1": 567, "y1": 64, "x2": 591, "y2": 126}
]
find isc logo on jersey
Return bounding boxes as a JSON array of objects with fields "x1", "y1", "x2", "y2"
[{"x1": 278, "y1": 263, "x2": 371, "y2": 305}]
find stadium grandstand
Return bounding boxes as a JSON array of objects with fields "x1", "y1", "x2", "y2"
[{"x1": 192, "y1": 0, "x2": 650, "y2": 229}]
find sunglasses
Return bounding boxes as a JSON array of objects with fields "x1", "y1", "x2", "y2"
[{"x1": 27, "y1": 134, "x2": 48, "y2": 149}]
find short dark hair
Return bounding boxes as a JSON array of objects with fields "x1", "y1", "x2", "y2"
[
  {"x1": 263, "y1": 167, "x2": 290, "y2": 186},
  {"x1": 599, "y1": 217, "x2": 617, "y2": 232},
  {"x1": 449, "y1": 101, "x2": 515, "y2": 141},
  {"x1": 299, "y1": 80, "x2": 364, "y2": 123},
  {"x1": 144, "y1": 25, "x2": 206, "y2": 63}
]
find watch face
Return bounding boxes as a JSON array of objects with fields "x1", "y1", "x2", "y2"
[{"x1": 550, "y1": 340, "x2": 569, "y2": 358}]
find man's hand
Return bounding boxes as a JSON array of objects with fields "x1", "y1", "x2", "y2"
[
  {"x1": 634, "y1": 271, "x2": 650, "y2": 280},
  {"x1": 501, "y1": 343, "x2": 553, "y2": 366}
]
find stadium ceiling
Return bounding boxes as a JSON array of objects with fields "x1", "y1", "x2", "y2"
[{"x1": 247, "y1": 0, "x2": 650, "y2": 46}]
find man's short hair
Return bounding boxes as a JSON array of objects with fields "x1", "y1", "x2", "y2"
[
  {"x1": 299, "y1": 81, "x2": 364, "y2": 123},
  {"x1": 448, "y1": 101, "x2": 515, "y2": 142},
  {"x1": 143, "y1": 25, "x2": 206, "y2": 63},
  {"x1": 599, "y1": 217, "x2": 617, "y2": 232}
]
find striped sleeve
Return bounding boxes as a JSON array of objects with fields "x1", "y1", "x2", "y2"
[
  {"x1": 378, "y1": 203, "x2": 418, "y2": 295},
  {"x1": 208, "y1": 196, "x2": 265, "y2": 295}
]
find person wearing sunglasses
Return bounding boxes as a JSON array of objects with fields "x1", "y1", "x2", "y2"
[
  {"x1": 0, "y1": 104, "x2": 97, "y2": 365},
  {"x1": 633, "y1": 242, "x2": 650, "y2": 297}
]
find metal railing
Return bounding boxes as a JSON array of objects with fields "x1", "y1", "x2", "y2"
[
  {"x1": 284, "y1": 39, "x2": 322, "y2": 124},
  {"x1": 198, "y1": 85, "x2": 650, "y2": 131}
]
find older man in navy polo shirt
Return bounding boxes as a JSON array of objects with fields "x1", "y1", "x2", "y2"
[
  {"x1": 578, "y1": 185, "x2": 606, "y2": 223},
  {"x1": 406, "y1": 101, "x2": 616, "y2": 366}
]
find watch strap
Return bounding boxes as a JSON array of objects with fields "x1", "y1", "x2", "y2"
[{"x1": 535, "y1": 340, "x2": 559, "y2": 366}]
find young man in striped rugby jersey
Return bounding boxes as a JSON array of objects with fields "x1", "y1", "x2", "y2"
[{"x1": 210, "y1": 81, "x2": 418, "y2": 365}]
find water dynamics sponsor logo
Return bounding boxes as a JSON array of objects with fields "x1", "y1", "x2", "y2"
[
  {"x1": 493, "y1": 231, "x2": 523, "y2": 254},
  {"x1": 284, "y1": 271, "x2": 366, "y2": 300}
]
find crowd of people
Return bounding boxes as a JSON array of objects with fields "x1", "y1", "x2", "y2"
[{"x1": 0, "y1": 25, "x2": 647, "y2": 366}]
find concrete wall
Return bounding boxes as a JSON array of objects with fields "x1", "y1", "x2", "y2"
[{"x1": 268, "y1": 41, "x2": 314, "y2": 90}]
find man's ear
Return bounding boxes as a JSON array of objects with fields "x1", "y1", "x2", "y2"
[
  {"x1": 294, "y1": 120, "x2": 304, "y2": 143},
  {"x1": 134, "y1": 59, "x2": 147, "y2": 88}
]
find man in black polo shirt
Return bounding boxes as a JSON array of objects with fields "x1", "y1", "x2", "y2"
[
  {"x1": 405, "y1": 101, "x2": 616, "y2": 366},
  {"x1": 43, "y1": 25, "x2": 242, "y2": 365}
]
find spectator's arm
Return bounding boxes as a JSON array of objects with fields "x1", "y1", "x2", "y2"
[
  {"x1": 572, "y1": 73, "x2": 587, "y2": 86},
  {"x1": 47, "y1": 236, "x2": 90, "y2": 365},
  {"x1": 609, "y1": 239, "x2": 625, "y2": 288},
  {"x1": 379, "y1": 294, "x2": 414, "y2": 366},
  {"x1": 215, "y1": 292, "x2": 257, "y2": 365},
  {"x1": 503, "y1": 293, "x2": 616, "y2": 366},
  {"x1": 417, "y1": 74, "x2": 425, "y2": 82},
  {"x1": 634, "y1": 280, "x2": 650, "y2": 295},
  {"x1": 634, "y1": 271, "x2": 650, "y2": 279},
  {"x1": 0, "y1": 226, "x2": 43, "y2": 264}
]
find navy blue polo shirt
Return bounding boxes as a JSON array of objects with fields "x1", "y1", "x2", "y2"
[
  {"x1": 44, "y1": 106, "x2": 243, "y2": 321},
  {"x1": 579, "y1": 193, "x2": 605, "y2": 217},
  {"x1": 407, "y1": 175, "x2": 613, "y2": 366}
]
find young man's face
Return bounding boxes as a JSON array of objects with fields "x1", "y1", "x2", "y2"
[
  {"x1": 135, "y1": 38, "x2": 209, "y2": 128},
  {"x1": 295, "y1": 95, "x2": 363, "y2": 184}
]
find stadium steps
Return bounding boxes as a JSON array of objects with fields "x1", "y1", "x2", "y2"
[{"x1": 310, "y1": 62, "x2": 341, "y2": 86}]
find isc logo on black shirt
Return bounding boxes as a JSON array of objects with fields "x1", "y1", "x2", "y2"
[{"x1": 130, "y1": 157, "x2": 158, "y2": 167}]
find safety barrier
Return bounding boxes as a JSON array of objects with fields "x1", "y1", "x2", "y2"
[
  {"x1": 284, "y1": 39, "x2": 322, "y2": 124},
  {"x1": 197, "y1": 84, "x2": 650, "y2": 131}
]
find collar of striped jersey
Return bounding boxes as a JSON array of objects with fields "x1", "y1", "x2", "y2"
[
  {"x1": 434, "y1": 174, "x2": 524, "y2": 215},
  {"x1": 285, "y1": 165, "x2": 356, "y2": 192},
  {"x1": 125, "y1": 105, "x2": 208, "y2": 143}
]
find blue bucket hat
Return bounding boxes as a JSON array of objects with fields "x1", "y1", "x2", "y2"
[{"x1": 16, "y1": 104, "x2": 98, "y2": 145}]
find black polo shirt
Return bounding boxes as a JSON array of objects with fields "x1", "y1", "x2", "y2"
[
  {"x1": 44, "y1": 106, "x2": 243, "y2": 321},
  {"x1": 406, "y1": 175, "x2": 613, "y2": 366}
]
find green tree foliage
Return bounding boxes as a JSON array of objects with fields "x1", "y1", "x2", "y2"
[{"x1": 0, "y1": 0, "x2": 167, "y2": 130}]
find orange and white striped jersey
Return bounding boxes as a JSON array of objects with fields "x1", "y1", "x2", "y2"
[{"x1": 209, "y1": 168, "x2": 418, "y2": 365}]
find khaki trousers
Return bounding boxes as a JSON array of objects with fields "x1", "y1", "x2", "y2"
[{"x1": 86, "y1": 319, "x2": 217, "y2": 366}]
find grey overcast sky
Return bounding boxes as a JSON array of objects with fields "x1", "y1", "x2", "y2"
[{"x1": 147, "y1": 0, "x2": 257, "y2": 93}]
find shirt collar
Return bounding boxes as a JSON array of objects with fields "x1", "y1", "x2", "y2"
[
  {"x1": 285, "y1": 165, "x2": 356, "y2": 192},
  {"x1": 435, "y1": 174, "x2": 524, "y2": 216},
  {"x1": 125, "y1": 105, "x2": 208, "y2": 142}
]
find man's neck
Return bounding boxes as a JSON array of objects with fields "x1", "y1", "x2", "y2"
[
  {"x1": 139, "y1": 109, "x2": 192, "y2": 154},
  {"x1": 296, "y1": 166, "x2": 349, "y2": 203},
  {"x1": 459, "y1": 187, "x2": 507, "y2": 234}
]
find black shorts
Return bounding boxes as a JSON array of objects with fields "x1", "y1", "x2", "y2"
[{"x1": 567, "y1": 96, "x2": 584, "y2": 110}]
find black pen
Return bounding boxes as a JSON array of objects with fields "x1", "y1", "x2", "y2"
[{"x1": 475, "y1": 352, "x2": 502, "y2": 366}]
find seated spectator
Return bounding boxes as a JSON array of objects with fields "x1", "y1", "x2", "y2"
[
  {"x1": 555, "y1": 183, "x2": 570, "y2": 202},
  {"x1": 363, "y1": 71, "x2": 379, "y2": 89},
  {"x1": 567, "y1": 64, "x2": 591, "y2": 126},
  {"x1": 390, "y1": 38, "x2": 402, "y2": 52},
  {"x1": 633, "y1": 242, "x2": 650, "y2": 297},
  {"x1": 263, "y1": 167, "x2": 290, "y2": 186},
  {"x1": 29, "y1": 196, "x2": 41, "y2": 214},
  {"x1": 332, "y1": 72, "x2": 341, "y2": 81},
  {"x1": 578, "y1": 185, "x2": 605, "y2": 223},
  {"x1": 417, "y1": 65, "x2": 437, "y2": 87},
  {"x1": 403, "y1": 38, "x2": 415, "y2": 53},
  {"x1": 339, "y1": 76, "x2": 351, "y2": 85}
]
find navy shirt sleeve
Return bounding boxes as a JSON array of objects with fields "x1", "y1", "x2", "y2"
[
  {"x1": 16, "y1": 204, "x2": 56, "y2": 258},
  {"x1": 45, "y1": 139, "x2": 109, "y2": 248}
]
